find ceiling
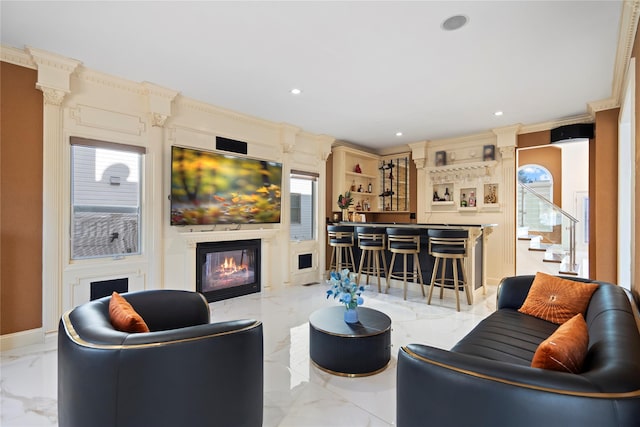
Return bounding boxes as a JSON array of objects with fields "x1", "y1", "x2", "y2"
[{"x1": 0, "y1": 1, "x2": 625, "y2": 150}]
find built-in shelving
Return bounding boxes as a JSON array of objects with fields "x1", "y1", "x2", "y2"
[{"x1": 332, "y1": 146, "x2": 409, "y2": 214}]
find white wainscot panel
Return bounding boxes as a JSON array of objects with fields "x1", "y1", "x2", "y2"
[{"x1": 68, "y1": 269, "x2": 146, "y2": 310}]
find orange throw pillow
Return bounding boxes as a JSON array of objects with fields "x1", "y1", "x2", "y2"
[
  {"x1": 531, "y1": 313, "x2": 589, "y2": 373},
  {"x1": 109, "y1": 291, "x2": 150, "y2": 333},
  {"x1": 518, "y1": 272, "x2": 599, "y2": 324}
]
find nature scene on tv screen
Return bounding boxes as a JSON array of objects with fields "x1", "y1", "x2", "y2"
[{"x1": 171, "y1": 146, "x2": 282, "y2": 225}]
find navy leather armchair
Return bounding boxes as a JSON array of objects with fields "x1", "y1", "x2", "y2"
[{"x1": 58, "y1": 290, "x2": 263, "y2": 427}]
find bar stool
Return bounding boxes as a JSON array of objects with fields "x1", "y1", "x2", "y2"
[
  {"x1": 386, "y1": 228, "x2": 426, "y2": 300},
  {"x1": 327, "y1": 225, "x2": 356, "y2": 272},
  {"x1": 356, "y1": 226, "x2": 389, "y2": 293},
  {"x1": 427, "y1": 229, "x2": 471, "y2": 312}
]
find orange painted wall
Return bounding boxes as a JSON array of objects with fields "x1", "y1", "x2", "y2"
[
  {"x1": 518, "y1": 144, "x2": 562, "y2": 207},
  {"x1": 0, "y1": 62, "x2": 44, "y2": 334},
  {"x1": 590, "y1": 108, "x2": 619, "y2": 284}
]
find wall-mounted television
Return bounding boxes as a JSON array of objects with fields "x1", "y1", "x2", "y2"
[{"x1": 170, "y1": 145, "x2": 282, "y2": 225}]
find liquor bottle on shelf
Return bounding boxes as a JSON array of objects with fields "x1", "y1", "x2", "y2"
[
  {"x1": 444, "y1": 188, "x2": 450, "y2": 201},
  {"x1": 358, "y1": 184, "x2": 363, "y2": 192},
  {"x1": 468, "y1": 191, "x2": 476, "y2": 207},
  {"x1": 433, "y1": 191, "x2": 440, "y2": 201},
  {"x1": 368, "y1": 181, "x2": 372, "y2": 193},
  {"x1": 461, "y1": 193, "x2": 467, "y2": 207},
  {"x1": 350, "y1": 180, "x2": 356, "y2": 191}
]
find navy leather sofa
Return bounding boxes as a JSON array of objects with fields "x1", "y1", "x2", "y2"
[{"x1": 397, "y1": 275, "x2": 640, "y2": 427}]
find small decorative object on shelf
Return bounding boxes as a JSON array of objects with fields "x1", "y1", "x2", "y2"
[
  {"x1": 354, "y1": 164, "x2": 362, "y2": 173},
  {"x1": 326, "y1": 269, "x2": 366, "y2": 324},
  {"x1": 484, "y1": 184, "x2": 498, "y2": 204},
  {"x1": 483, "y1": 145, "x2": 496, "y2": 161},
  {"x1": 350, "y1": 180, "x2": 356, "y2": 191},
  {"x1": 433, "y1": 191, "x2": 440, "y2": 201},
  {"x1": 468, "y1": 191, "x2": 476, "y2": 207},
  {"x1": 337, "y1": 191, "x2": 354, "y2": 221},
  {"x1": 435, "y1": 151, "x2": 447, "y2": 166}
]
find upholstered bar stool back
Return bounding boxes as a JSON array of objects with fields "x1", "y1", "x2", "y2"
[
  {"x1": 386, "y1": 228, "x2": 425, "y2": 300},
  {"x1": 327, "y1": 225, "x2": 356, "y2": 273},
  {"x1": 356, "y1": 227, "x2": 389, "y2": 292},
  {"x1": 427, "y1": 229, "x2": 470, "y2": 311}
]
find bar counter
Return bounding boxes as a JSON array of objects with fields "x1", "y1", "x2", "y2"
[{"x1": 332, "y1": 222, "x2": 497, "y2": 303}]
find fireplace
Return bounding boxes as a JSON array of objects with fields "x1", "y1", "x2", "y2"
[{"x1": 196, "y1": 239, "x2": 261, "y2": 302}]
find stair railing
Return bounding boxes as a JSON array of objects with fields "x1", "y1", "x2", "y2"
[{"x1": 518, "y1": 182, "x2": 579, "y2": 273}]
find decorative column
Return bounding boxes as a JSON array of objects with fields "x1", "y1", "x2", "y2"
[
  {"x1": 317, "y1": 135, "x2": 335, "y2": 283},
  {"x1": 408, "y1": 141, "x2": 429, "y2": 223},
  {"x1": 142, "y1": 82, "x2": 179, "y2": 291},
  {"x1": 28, "y1": 48, "x2": 81, "y2": 334},
  {"x1": 278, "y1": 123, "x2": 300, "y2": 288},
  {"x1": 493, "y1": 125, "x2": 520, "y2": 280}
]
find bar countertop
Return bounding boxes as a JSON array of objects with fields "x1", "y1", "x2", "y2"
[{"x1": 336, "y1": 222, "x2": 497, "y2": 229}]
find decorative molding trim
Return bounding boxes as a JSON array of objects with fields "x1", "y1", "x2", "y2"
[
  {"x1": 519, "y1": 114, "x2": 594, "y2": 135},
  {"x1": 177, "y1": 96, "x2": 280, "y2": 131},
  {"x1": 427, "y1": 131, "x2": 496, "y2": 148},
  {"x1": 587, "y1": 97, "x2": 620, "y2": 117},
  {"x1": 279, "y1": 123, "x2": 301, "y2": 154},
  {"x1": 611, "y1": 0, "x2": 640, "y2": 107},
  {"x1": 492, "y1": 124, "x2": 522, "y2": 138},
  {"x1": 499, "y1": 146, "x2": 515, "y2": 160},
  {"x1": 69, "y1": 104, "x2": 146, "y2": 135},
  {"x1": 412, "y1": 157, "x2": 427, "y2": 169},
  {"x1": 142, "y1": 81, "x2": 179, "y2": 101},
  {"x1": 78, "y1": 68, "x2": 147, "y2": 95},
  {"x1": 142, "y1": 81, "x2": 179, "y2": 125},
  {"x1": 0, "y1": 44, "x2": 37, "y2": 69},
  {"x1": 28, "y1": 46, "x2": 81, "y2": 94},
  {"x1": 179, "y1": 228, "x2": 279, "y2": 248},
  {"x1": 27, "y1": 46, "x2": 81, "y2": 75},
  {"x1": 0, "y1": 328, "x2": 45, "y2": 351},
  {"x1": 151, "y1": 113, "x2": 169, "y2": 127},
  {"x1": 41, "y1": 88, "x2": 66, "y2": 106},
  {"x1": 315, "y1": 134, "x2": 335, "y2": 161}
]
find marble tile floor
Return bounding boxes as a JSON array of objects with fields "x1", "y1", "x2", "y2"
[{"x1": 1, "y1": 282, "x2": 497, "y2": 427}]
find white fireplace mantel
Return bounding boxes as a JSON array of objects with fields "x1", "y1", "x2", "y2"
[
  {"x1": 179, "y1": 228, "x2": 279, "y2": 248},
  {"x1": 179, "y1": 228, "x2": 280, "y2": 292}
]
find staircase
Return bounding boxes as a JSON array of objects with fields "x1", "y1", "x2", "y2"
[{"x1": 516, "y1": 183, "x2": 588, "y2": 278}]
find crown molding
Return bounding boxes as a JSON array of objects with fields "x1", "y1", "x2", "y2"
[
  {"x1": 587, "y1": 97, "x2": 620, "y2": 116},
  {"x1": 519, "y1": 114, "x2": 594, "y2": 135},
  {"x1": 426, "y1": 131, "x2": 496, "y2": 148},
  {"x1": 78, "y1": 68, "x2": 147, "y2": 95},
  {"x1": 176, "y1": 96, "x2": 280, "y2": 131},
  {"x1": 611, "y1": 0, "x2": 640, "y2": 106},
  {"x1": 0, "y1": 45, "x2": 36, "y2": 69}
]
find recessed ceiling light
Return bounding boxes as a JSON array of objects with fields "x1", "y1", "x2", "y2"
[
  {"x1": 442, "y1": 15, "x2": 468, "y2": 31},
  {"x1": 290, "y1": 88, "x2": 302, "y2": 95},
  {"x1": 494, "y1": 111, "x2": 504, "y2": 116},
  {"x1": 395, "y1": 131, "x2": 403, "y2": 137}
]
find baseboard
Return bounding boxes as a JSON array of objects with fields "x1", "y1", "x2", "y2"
[{"x1": 0, "y1": 328, "x2": 45, "y2": 351}]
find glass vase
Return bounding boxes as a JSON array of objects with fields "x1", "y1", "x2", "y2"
[{"x1": 344, "y1": 307, "x2": 358, "y2": 323}]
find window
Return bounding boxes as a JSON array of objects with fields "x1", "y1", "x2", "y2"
[
  {"x1": 290, "y1": 171, "x2": 317, "y2": 241},
  {"x1": 290, "y1": 193, "x2": 302, "y2": 224},
  {"x1": 517, "y1": 164, "x2": 554, "y2": 232},
  {"x1": 70, "y1": 137, "x2": 144, "y2": 259}
]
